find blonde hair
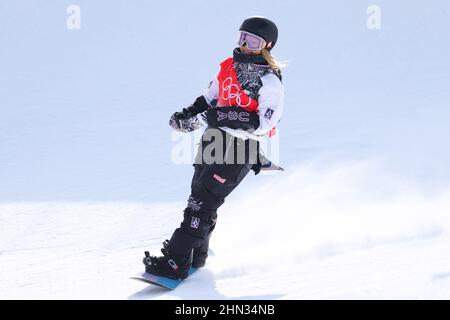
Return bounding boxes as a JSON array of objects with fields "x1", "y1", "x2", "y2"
[{"x1": 261, "y1": 48, "x2": 286, "y2": 76}]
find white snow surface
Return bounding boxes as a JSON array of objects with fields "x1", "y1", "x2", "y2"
[{"x1": 1, "y1": 0, "x2": 450, "y2": 299}]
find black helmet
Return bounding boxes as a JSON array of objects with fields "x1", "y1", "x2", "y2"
[{"x1": 239, "y1": 16, "x2": 278, "y2": 50}]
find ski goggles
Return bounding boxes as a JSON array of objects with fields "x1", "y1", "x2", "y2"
[{"x1": 237, "y1": 31, "x2": 265, "y2": 51}]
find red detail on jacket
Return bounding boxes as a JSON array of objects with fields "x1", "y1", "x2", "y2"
[
  {"x1": 268, "y1": 127, "x2": 277, "y2": 137},
  {"x1": 217, "y1": 58, "x2": 259, "y2": 112}
]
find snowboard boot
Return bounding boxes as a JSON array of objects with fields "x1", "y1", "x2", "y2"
[
  {"x1": 142, "y1": 240, "x2": 192, "y2": 280},
  {"x1": 192, "y1": 243, "x2": 209, "y2": 268},
  {"x1": 192, "y1": 224, "x2": 215, "y2": 268},
  {"x1": 161, "y1": 238, "x2": 209, "y2": 268}
]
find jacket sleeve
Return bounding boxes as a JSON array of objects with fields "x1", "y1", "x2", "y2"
[
  {"x1": 253, "y1": 73, "x2": 285, "y2": 136},
  {"x1": 203, "y1": 70, "x2": 220, "y2": 106}
]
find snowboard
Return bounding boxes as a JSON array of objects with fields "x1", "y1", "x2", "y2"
[
  {"x1": 258, "y1": 153, "x2": 284, "y2": 173},
  {"x1": 260, "y1": 161, "x2": 284, "y2": 172},
  {"x1": 131, "y1": 267, "x2": 199, "y2": 290}
]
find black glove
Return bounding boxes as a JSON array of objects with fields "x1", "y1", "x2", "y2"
[
  {"x1": 172, "y1": 95, "x2": 209, "y2": 120},
  {"x1": 171, "y1": 110, "x2": 189, "y2": 121},
  {"x1": 169, "y1": 96, "x2": 210, "y2": 132},
  {"x1": 206, "y1": 106, "x2": 260, "y2": 131}
]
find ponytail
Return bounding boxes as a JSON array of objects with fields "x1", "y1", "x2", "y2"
[{"x1": 261, "y1": 48, "x2": 286, "y2": 76}]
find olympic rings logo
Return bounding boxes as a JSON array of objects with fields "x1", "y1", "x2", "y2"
[{"x1": 221, "y1": 77, "x2": 252, "y2": 108}]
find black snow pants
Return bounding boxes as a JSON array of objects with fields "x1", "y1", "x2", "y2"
[{"x1": 167, "y1": 128, "x2": 260, "y2": 265}]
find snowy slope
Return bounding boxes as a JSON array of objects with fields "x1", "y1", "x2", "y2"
[{"x1": 1, "y1": 0, "x2": 450, "y2": 299}]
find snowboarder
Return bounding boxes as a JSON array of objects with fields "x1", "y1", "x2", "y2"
[{"x1": 143, "y1": 16, "x2": 285, "y2": 280}]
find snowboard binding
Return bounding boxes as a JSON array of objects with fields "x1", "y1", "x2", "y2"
[{"x1": 142, "y1": 240, "x2": 192, "y2": 280}]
